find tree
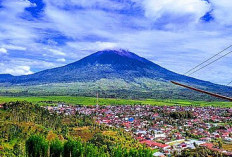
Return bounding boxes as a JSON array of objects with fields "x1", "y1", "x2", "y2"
[
  {"x1": 63, "y1": 139, "x2": 76, "y2": 157},
  {"x1": 50, "y1": 138, "x2": 63, "y2": 157},
  {"x1": 26, "y1": 135, "x2": 49, "y2": 157},
  {"x1": 193, "y1": 142, "x2": 198, "y2": 149},
  {"x1": 13, "y1": 143, "x2": 22, "y2": 156},
  {"x1": 218, "y1": 139, "x2": 222, "y2": 149}
]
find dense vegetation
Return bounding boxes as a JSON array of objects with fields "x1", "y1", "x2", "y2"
[
  {"x1": 0, "y1": 101, "x2": 153, "y2": 157},
  {"x1": 25, "y1": 135, "x2": 153, "y2": 157},
  {"x1": 169, "y1": 111, "x2": 194, "y2": 119},
  {"x1": 0, "y1": 79, "x2": 228, "y2": 101}
]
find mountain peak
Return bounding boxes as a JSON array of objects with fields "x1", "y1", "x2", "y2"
[
  {"x1": 88, "y1": 49, "x2": 150, "y2": 64},
  {"x1": 95, "y1": 49, "x2": 132, "y2": 57},
  {"x1": 67, "y1": 49, "x2": 155, "y2": 71}
]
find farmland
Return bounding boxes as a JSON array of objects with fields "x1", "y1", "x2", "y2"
[{"x1": 0, "y1": 96, "x2": 232, "y2": 107}]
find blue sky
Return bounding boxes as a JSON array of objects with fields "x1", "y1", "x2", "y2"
[{"x1": 0, "y1": 0, "x2": 232, "y2": 85}]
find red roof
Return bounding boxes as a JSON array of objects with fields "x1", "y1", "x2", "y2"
[
  {"x1": 222, "y1": 132, "x2": 229, "y2": 137},
  {"x1": 136, "y1": 137, "x2": 145, "y2": 141},
  {"x1": 153, "y1": 113, "x2": 159, "y2": 117},
  {"x1": 140, "y1": 140, "x2": 169, "y2": 148},
  {"x1": 102, "y1": 120, "x2": 110, "y2": 123},
  {"x1": 200, "y1": 143, "x2": 214, "y2": 148},
  {"x1": 123, "y1": 122, "x2": 131, "y2": 128},
  {"x1": 227, "y1": 128, "x2": 232, "y2": 132}
]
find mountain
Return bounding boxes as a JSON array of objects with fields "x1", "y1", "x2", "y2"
[
  {"x1": 0, "y1": 74, "x2": 14, "y2": 81},
  {"x1": 0, "y1": 49, "x2": 231, "y2": 99}
]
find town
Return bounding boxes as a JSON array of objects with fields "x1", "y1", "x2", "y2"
[{"x1": 45, "y1": 104, "x2": 232, "y2": 156}]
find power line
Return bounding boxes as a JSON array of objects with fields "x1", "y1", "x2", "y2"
[
  {"x1": 184, "y1": 45, "x2": 232, "y2": 75},
  {"x1": 187, "y1": 50, "x2": 232, "y2": 76},
  {"x1": 227, "y1": 80, "x2": 232, "y2": 86}
]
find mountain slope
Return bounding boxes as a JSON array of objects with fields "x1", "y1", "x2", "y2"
[
  {"x1": 0, "y1": 49, "x2": 210, "y2": 83},
  {"x1": 0, "y1": 74, "x2": 14, "y2": 82},
  {"x1": 4, "y1": 49, "x2": 175, "y2": 83},
  {"x1": 0, "y1": 49, "x2": 231, "y2": 99}
]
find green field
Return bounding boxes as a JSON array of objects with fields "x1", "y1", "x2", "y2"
[{"x1": 0, "y1": 96, "x2": 231, "y2": 107}]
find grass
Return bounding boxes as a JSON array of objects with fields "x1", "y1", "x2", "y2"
[{"x1": 0, "y1": 96, "x2": 232, "y2": 107}]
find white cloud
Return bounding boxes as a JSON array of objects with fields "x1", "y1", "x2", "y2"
[
  {"x1": 44, "y1": 5, "x2": 121, "y2": 39},
  {"x1": 139, "y1": 0, "x2": 211, "y2": 24},
  {"x1": 1, "y1": 0, "x2": 35, "y2": 15},
  {"x1": 210, "y1": 0, "x2": 232, "y2": 25},
  {"x1": 0, "y1": 0, "x2": 41, "y2": 55},
  {"x1": 0, "y1": 48, "x2": 7, "y2": 54},
  {"x1": 46, "y1": 48, "x2": 66, "y2": 56},
  {"x1": 45, "y1": 0, "x2": 126, "y2": 10},
  {"x1": 86, "y1": 41, "x2": 118, "y2": 51},
  {"x1": 13, "y1": 58, "x2": 57, "y2": 69},
  {"x1": 96, "y1": 41, "x2": 118, "y2": 50},
  {"x1": 2, "y1": 44, "x2": 27, "y2": 51},
  {"x1": 0, "y1": 56, "x2": 58, "y2": 75},
  {"x1": 56, "y1": 58, "x2": 66, "y2": 62},
  {"x1": 2, "y1": 66, "x2": 33, "y2": 76},
  {"x1": 67, "y1": 41, "x2": 118, "y2": 54}
]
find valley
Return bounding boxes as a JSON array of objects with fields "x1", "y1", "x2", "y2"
[
  {"x1": 0, "y1": 50, "x2": 232, "y2": 156},
  {"x1": 1, "y1": 0, "x2": 232, "y2": 156}
]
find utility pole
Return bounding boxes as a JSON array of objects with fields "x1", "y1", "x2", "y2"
[{"x1": 96, "y1": 92, "x2": 99, "y2": 105}]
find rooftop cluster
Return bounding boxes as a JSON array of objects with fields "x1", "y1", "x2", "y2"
[{"x1": 46, "y1": 104, "x2": 232, "y2": 156}]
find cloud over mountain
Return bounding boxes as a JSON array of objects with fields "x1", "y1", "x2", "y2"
[{"x1": 0, "y1": 0, "x2": 232, "y2": 85}]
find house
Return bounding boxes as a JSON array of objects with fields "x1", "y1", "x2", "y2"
[
  {"x1": 153, "y1": 152, "x2": 166, "y2": 157},
  {"x1": 136, "y1": 130, "x2": 147, "y2": 135},
  {"x1": 200, "y1": 137, "x2": 211, "y2": 142},
  {"x1": 154, "y1": 133, "x2": 166, "y2": 139},
  {"x1": 224, "y1": 137, "x2": 232, "y2": 142},
  {"x1": 200, "y1": 143, "x2": 214, "y2": 148},
  {"x1": 211, "y1": 132, "x2": 220, "y2": 138},
  {"x1": 222, "y1": 132, "x2": 230, "y2": 138},
  {"x1": 140, "y1": 140, "x2": 170, "y2": 150}
]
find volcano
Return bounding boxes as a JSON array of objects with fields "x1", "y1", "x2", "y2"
[{"x1": 1, "y1": 49, "x2": 231, "y2": 99}]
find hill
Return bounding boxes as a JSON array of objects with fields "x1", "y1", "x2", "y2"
[{"x1": 0, "y1": 49, "x2": 231, "y2": 100}]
